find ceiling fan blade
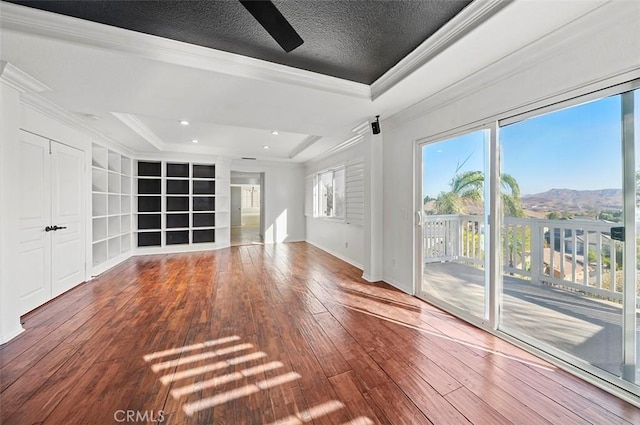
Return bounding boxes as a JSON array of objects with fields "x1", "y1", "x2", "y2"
[{"x1": 240, "y1": 0, "x2": 304, "y2": 53}]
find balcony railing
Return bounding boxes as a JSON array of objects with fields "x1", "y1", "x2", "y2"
[{"x1": 423, "y1": 214, "x2": 637, "y2": 304}]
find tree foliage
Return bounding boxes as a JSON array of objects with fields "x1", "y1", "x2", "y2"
[{"x1": 430, "y1": 169, "x2": 524, "y2": 217}]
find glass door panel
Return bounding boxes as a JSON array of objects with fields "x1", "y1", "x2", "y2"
[
  {"x1": 634, "y1": 88, "x2": 640, "y2": 385},
  {"x1": 500, "y1": 94, "x2": 627, "y2": 378},
  {"x1": 420, "y1": 130, "x2": 489, "y2": 319}
]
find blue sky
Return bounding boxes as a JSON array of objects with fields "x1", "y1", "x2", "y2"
[{"x1": 423, "y1": 90, "x2": 639, "y2": 198}]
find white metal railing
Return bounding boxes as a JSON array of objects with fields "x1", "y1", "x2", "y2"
[{"x1": 423, "y1": 214, "x2": 636, "y2": 304}]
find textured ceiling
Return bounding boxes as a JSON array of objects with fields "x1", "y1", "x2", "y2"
[{"x1": 7, "y1": 0, "x2": 472, "y2": 84}]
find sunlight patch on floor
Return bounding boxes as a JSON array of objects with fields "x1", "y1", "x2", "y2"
[
  {"x1": 182, "y1": 372, "x2": 302, "y2": 416},
  {"x1": 266, "y1": 400, "x2": 345, "y2": 425},
  {"x1": 143, "y1": 336, "x2": 373, "y2": 423},
  {"x1": 170, "y1": 361, "x2": 284, "y2": 399},
  {"x1": 160, "y1": 351, "x2": 268, "y2": 385},
  {"x1": 143, "y1": 336, "x2": 241, "y2": 362},
  {"x1": 151, "y1": 343, "x2": 253, "y2": 372}
]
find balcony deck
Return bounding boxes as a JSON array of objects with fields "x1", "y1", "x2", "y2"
[{"x1": 423, "y1": 261, "x2": 640, "y2": 380}]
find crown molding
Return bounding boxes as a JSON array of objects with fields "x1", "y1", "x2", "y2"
[
  {"x1": 20, "y1": 93, "x2": 133, "y2": 155},
  {"x1": 384, "y1": 0, "x2": 615, "y2": 131},
  {"x1": 111, "y1": 113, "x2": 165, "y2": 151},
  {"x1": 351, "y1": 120, "x2": 371, "y2": 135},
  {"x1": 0, "y1": 2, "x2": 371, "y2": 100},
  {"x1": 289, "y1": 135, "x2": 322, "y2": 159},
  {"x1": 311, "y1": 133, "x2": 364, "y2": 163},
  {"x1": 371, "y1": 0, "x2": 511, "y2": 100},
  {"x1": 0, "y1": 61, "x2": 51, "y2": 93}
]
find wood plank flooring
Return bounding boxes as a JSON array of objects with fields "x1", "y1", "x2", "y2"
[{"x1": 1, "y1": 242, "x2": 639, "y2": 424}]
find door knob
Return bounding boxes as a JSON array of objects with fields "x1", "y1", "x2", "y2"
[{"x1": 45, "y1": 226, "x2": 54, "y2": 232}]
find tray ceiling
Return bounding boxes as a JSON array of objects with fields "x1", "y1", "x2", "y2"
[{"x1": 7, "y1": 0, "x2": 472, "y2": 84}]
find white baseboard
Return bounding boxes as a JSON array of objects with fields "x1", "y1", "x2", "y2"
[
  {"x1": 1, "y1": 325, "x2": 24, "y2": 345},
  {"x1": 362, "y1": 273, "x2": 379, "y2": 282},
  {"x1": 306, "y1": 240, "x2": 363, "y2": 270},
  {"x1": 383, "y1": 275, "x2": 413, "y2": 295}
]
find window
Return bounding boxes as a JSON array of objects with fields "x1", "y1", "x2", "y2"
[{"x1": 316, "y1": 168, "x2": 345, "y2": 218}]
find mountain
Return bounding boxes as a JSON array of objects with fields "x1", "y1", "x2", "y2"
[{"x1": 522, "y1": 188, "x2": 622, "y2": 213}]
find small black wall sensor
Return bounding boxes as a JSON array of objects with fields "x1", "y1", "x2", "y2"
[{"x1": 371, "y1": 115, "x2": 381, "y2": 135}]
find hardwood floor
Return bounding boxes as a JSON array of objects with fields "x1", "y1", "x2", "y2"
[{"x1": 1, "y1": 242, "x2": 639, "y2": 424}]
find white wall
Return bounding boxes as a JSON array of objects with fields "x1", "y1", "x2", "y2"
[
  {"x1": 381, "y1": 1, "x2": 640, "y2": 293},
  {"x1": 230, "y1": 160, "x2": 305, "y2": 243},
  {"x1": 0, "y1": 82, "x2": 24, "y2": 343},
  {"x1": 305, "y1": 143, "x2": 365, "y2": 269}
]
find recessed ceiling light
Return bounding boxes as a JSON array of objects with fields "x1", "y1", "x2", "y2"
[
  {"x1": 271, "y1": 130, "x2": 279, "y2": 135},
  {"x1": 179, "y1": 120, "x2": 189, "y2": 126},
  {"x1": 263, "y1": 145, "x2": 270, "y2": 149},
  {"x1": 192, "y1": 139, "x2": 199, "y2": 144}
]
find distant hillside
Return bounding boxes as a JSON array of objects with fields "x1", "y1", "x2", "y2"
[{"x1": 522, "y1": 188, "x2": 622, "y2": 213}]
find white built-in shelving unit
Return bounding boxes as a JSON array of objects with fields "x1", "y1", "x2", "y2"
[
  {"x1": 91, "y1": 144, "x2": 132, "y2": 274},
  {"x1": 135, "y1": 160, "x2": 230, "y2": 251}
]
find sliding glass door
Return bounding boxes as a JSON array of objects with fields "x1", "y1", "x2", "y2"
[
  {"x1": 416, "y1": 84, "x2": 640, "y2": 394},
  {"x1": 419, "y1": 129, "x2": 489, "y2": 320},
  {"x1": 499, "y1": 93, "x2": 629, "y2": 378}
]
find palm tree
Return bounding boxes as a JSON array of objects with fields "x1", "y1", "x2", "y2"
[{"x1": 432, "y1": 170, "x2": 524, "y2": 217}]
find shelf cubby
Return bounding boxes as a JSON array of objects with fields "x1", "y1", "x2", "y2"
[
  {"x1": 167, "y1": 180, "x2": 189, "y2": 194},
  {"x1": 92, "y1": 168, "x2": 108, "y2": 192},
  {"x1": 192, "y1": 213, "x2": 214, "y2": 227},
  {"x1": 193, "y1": 180, "x2": 215, "y2": 195},
  {"x1": 92, "y1": 145, "x2": 108, "y2": 169},
  {"x1": 138, "y1": 214, "x2": 161, "y2": 230},
  {"x1": 121, "y1": 157, "x2": 131, "y2": 176},
  {"x1": 108, "y1": 194, "x2": 120, "y2": 215},
  {"x1": 92, "y1": 193, "x2": 107, "y2": 217},
  {"x1": 93, "y1": 241, "x2": 108, "y2": 266},
  {"x1": 138, "y1": 178, "x2": 161, "y2": 195},
  {"x1": 138, "y1": 231, "x2": 161, "y2": 247},
  {"x1": 138, "y1": 161, "x2": 161, "y2": 177},
  {"x1": 108, "y1": 236, "x2": 121, "y2": 259},
  {"x1": 108, "y1": 151, "x2": 121, "y2": 173},
  {"x1": 167, "y1": 196, "x2": 189, "y2": 212},
  {"x1": 108, "y1": 172, "x2": 120, "y2": 193},
  {"x1": 166, "y1": 230, "x2": 189, "y2": 245},
  {"x1": 121, "y1": 195, "x2": 131, "y2": 214},
  {"x1": 93, "y1": 217, "x2": 108, "y2": 242},
  {"x1": 138, "y1": 196, "x2": 161, "y2": 212},
  {"x1": 121, "y1": 233, "x2": 131, "y2": 253},
  {"x1": 108, "y1": 216, "x2": 120, "y2": 238},
  {"x1": 193, "y1": 196, "x2": 215, "y2": 212},
  {"x1": 167, "y1": 213, "x2": 189, "y2": 229},
  {"x1": 121, "y1": 214, "x2": 131, "y2": 233},
  {"x1": 193, "y1": 164, "x2": 215, "y2": 178},
  {"x1": 193, "y1": 229, "x2": 215, "y2": 243},
  {"x1": 121, "y1": 176, "x2": 132, "y2": 194},
  {"x1": 167, "y1": 162, "x2": 189, "y2": 178}
]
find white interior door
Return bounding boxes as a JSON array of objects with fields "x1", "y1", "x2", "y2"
[
  {"x1": 17, "y1": 131, "x2": 52, "y2": 314},
  {"x1": 16, "y1": 131, "x2": 85, "y2": 315},
  {"x1": 230, "y1": 186, "x2": 242, "y2": 227},
  {"x1": 50, "y1": 142, "x2": 85, "y2": 297}
]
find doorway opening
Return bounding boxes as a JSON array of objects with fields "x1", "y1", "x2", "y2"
[{"x1": 230, "y1": 172, "x2": 264, "y2": 246}]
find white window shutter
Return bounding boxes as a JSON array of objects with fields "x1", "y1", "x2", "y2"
[
  {"x1": 345, "y1": 162, "x2": 364, "y2": 226},
  {"x1": 304, "y1": 175, "x2": 314, "y2": 217}
]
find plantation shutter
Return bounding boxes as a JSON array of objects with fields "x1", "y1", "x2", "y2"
[
  {"x1": 304, "y1": 175, "x2": 314, "y2": 217},
  {"x1": 345, "y1": 162, "x2": 364, "y2": 226}
]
